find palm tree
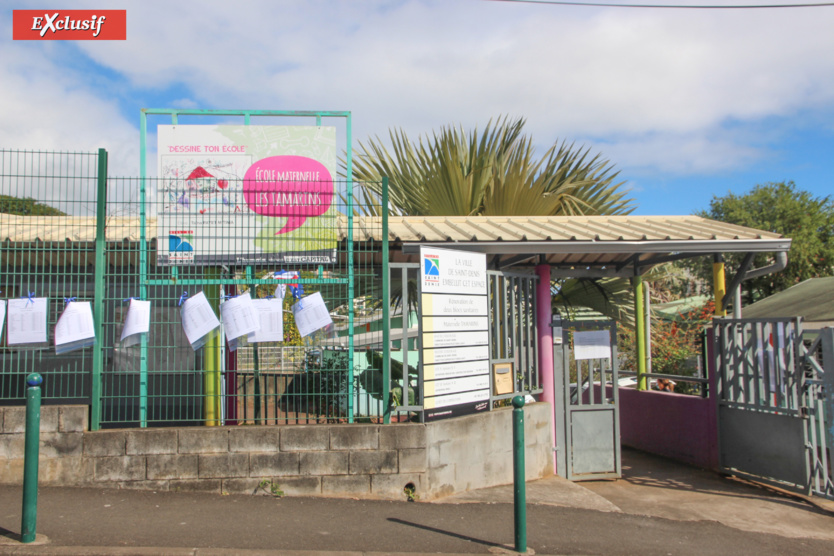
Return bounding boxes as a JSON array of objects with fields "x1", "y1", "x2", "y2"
[
  {"x1": 349, "y1": 116, "x2": 637, "y2": 325},
  {"x1": 350, "y1": 116, "x2": 634, "y2": 218}
]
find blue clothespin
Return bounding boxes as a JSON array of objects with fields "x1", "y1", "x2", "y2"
[
  {"x1": 22, "y1": 291, "x2": 36, "y2": 306},
  {"x1": 63, "y1": 297, "x2": 77, "y2": 306},
  {"x1": 123, "y1": 297, "x2": 138, "y2": 303},
  {"x1": 178, "y1": 291, "x2": 189, "y2": 306}
]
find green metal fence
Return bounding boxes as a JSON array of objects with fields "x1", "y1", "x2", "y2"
[
  {"x1": 1, "y1": 147, "x2": 389, "y2": 429},
  {"x1": 1, "y1": 149, "x2": 104, "y2": 404}
]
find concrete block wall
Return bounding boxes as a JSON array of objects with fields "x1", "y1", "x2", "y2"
[
  {"x1": 1, "y1": 402, "x2": 553, "y2": 500},
  {"x1": 425, "y1": 402, "x2": 553, "y2": 499}
]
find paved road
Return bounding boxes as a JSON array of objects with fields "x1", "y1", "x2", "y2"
[
  {"x1": 3, "y1": 447, "x2": 834, "y2": 555},
  {"x1": 2, "y1": 485, "x2": 834, "y2": 556}
]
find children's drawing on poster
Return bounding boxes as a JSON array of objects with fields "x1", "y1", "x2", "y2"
[{"x1": 157, "y1": 125, "x2": 338, "y2": 266}]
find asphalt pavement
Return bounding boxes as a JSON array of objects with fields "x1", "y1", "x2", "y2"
[{"x1": 1, "y1": 448, "x2": 833, "y2": 556}]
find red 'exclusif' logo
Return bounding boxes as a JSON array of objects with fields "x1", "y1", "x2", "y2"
[{"x1": 13, "y1": 10, "x2": 126, "y2": 40}]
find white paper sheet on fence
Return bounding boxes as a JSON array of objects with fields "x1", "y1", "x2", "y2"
[
  {"x1": 7, "y1": 298, "x2": 48, "y2": 345},
  {"x1": 220, "y1": 292, "x2": 260, "y2": 342},
  {"x1": 573, "y1": 330, "x2": 611, "y2": 360},
  {"x1": 120, "y1": 299, "x2": 151, "y2": 342},
  {"x1": 292, "y1": 292, "x2": 333, "y2": 337},
  {"x1": 181, "y1": 292, "x2": 220, "y2": 348},
  {"x1": 248, "y1": 299, "x2": 284, "y2": 343},
  {"x1": 55, "y1": 301, "x2": 96, "y2": 354},
  {"x1": 0, "y1": 300, "x2": 5, "y2": 340}
]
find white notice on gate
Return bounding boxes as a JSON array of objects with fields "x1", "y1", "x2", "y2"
[
  {"x1": 292, "y1": 292, "x2": 333, "y2": 337},
  {"x1": 573, "y1": 330, "x2": 611, "y2": 361},
  {"x1": 248, "y1": 299, "x2": 284, "y2": 343},
  {"x1": 220, "y1": 292, "x2": 260, "y2": 342},
  {"x1": 7, "y1": 298, "x2": 48, "y2": 345},
  {"x1": 121, "y1": 299, "x2": 151, "y2": 342},
  {"x1": 181, "y1": 292, "x2": 221, "y2": 348}
]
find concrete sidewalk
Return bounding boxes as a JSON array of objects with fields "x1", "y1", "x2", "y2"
[
  {"x1": 1, "y1": 448, "x2": 833, "y2": 555},
  {"x1": 440, "y1": 447, "x2": 834, "y2": 541}
]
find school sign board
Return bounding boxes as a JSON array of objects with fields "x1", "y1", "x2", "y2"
[
  {"x1": 157, "y1": 125, "x2": 338, "y2": 266},
  {"x1": 420, "y1": 246, "x2": 491, "y2": 421}
]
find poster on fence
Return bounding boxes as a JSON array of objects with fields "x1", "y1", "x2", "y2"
[{"x1": 157, "y1": 125, "x2": 338, "y2": 266}]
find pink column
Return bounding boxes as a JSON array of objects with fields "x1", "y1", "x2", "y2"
[{"x1": 535, "y1": 264, "x2": 556, "y2": 471}]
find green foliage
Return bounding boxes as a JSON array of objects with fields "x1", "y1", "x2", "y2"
[
  {"x1": 258, "y1": 479, "x2": 284, "y2": 498},
  {"x1": 694, "y1": 181, "x2": 834, "y2": 303},
  {"x1": 282, "y1": 298, "x2": 302, "y2": 346},
  {"x1": 0, "y1": 195, "x2": 66, "y2": 216},
  {"x1": 403, "y1": 483, "x2": 418, "y2": 502},
  {"x1": 280, "y1": 349, "x2": 351, "y2": 419},
  {"x1": 349, "y1": 116, "x2": 634, "y2": 217},
  {"x1": 618, "y1": 301, "x2": 714, "y2": 395},
  {"x1": 349, "y1": 116, "x2": 637, "y2": 322},
  {"x1": 359, "y1": 350, "x2": 417, "y2": 406},
  {"x1": 554, "y1": 277, "x2": 636, "y2": 329}
]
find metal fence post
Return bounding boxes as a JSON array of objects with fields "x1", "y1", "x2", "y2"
[
  {"x1": 21, "y1": 373, "x2": 43, "y2": 544},
  {"x1": 822, "y1": 328, "x2": 834, "y2": 461},
  {"x1": 381, "y1": 177, "x2": 390, "y2": 424},
  {"x1": 91, "y1": 148, "x2": 108, "y2": 431},
  {"x1": 512, "y1": 395, "x2": 527, "y2": 553}
]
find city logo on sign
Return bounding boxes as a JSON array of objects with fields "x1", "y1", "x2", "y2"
[
  {"x1": 13, "y1": 10, "x2": 127, "y2": 40},
  {"x1": 423, "y1": 254, "x2": 440, "y2": 283},
  {"x1": 169, "y1": 230, "x2": 195, "y2": 262}
]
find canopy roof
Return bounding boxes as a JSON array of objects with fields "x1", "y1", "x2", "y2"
[
  {"x1": 369, "y1": 215, "x2": 789, "y2": 276},
  {"x1": 742, "y1": 277, "x2": 834, "y2": 324},
  {"x1": 1, "y1": 214, "x2": 790, "y2": 276}
]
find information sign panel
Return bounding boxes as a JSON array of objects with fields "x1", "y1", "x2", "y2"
[{"x1": 420, "y1": 247, "x2": 491, "y2": 421}]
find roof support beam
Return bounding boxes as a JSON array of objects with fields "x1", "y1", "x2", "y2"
[
  {"x1": 616, "y1": 254, "x2": 641, "y2": 274},
  {"x1": 498, "y1": 254, "x2": 539, "y2": 270},
  {"x1": 721, "y1": 252, "x2": 756, "y2": 312},
  {"x1": 550, "y1": 267, "x2": 633, "y2": 279},
  {"x1": 634, "y1": 252, "x2": 712, "y2": 274}
]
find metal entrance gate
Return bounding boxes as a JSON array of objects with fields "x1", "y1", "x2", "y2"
[
  {"x1": 386, "y1": 264, "x2": 541, "y2": 422},
  {"x1": 553, "y1": 317, "x2": 621, "y2": 480},
  {"x1": 715, "y1": 318, "x2": 833, "y2": 499}
]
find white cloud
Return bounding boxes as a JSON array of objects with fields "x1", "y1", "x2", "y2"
[
  {"x1": 2, "y1": 0, "x2": 833, "y2": 179},
  {"x1": 0, "y1": 42, "x2": 139, "y2": 175}
]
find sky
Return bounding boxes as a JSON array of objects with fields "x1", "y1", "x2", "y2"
[{"x1": 2, "y1": 0, "x2": 833, "y2": 216}]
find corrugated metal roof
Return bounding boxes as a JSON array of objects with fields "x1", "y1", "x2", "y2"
[
  {"x1": 1, "y1": 214, "x2": 785, "y2": 244},
  {"x1": 376, "y1": 215, "x2": 783, "y2": 244},
  {"x1": 1, "y1": 215, "x2": 144, "y2": 242},
  {"x1": 1, "y1": 214, "x2": 785, "y2": 241},
  {"x1": 2, "y1": 214, "x2": 790, "y2": 272},
  {"x1": 742, "y1": 277, "x2": 834, "y2": 322}
]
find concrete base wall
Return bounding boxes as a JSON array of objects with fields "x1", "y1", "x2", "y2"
[
  {"x1": 426, "y1": 402, "x2": 554, "y2": 499},
  {"x1": 0, "y1": 402, "x2": 553, "y2": 501}
]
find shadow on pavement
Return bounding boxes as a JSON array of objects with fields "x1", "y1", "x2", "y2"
[{"x1": 387, "y1": 517, "x2": 504, "y2": 549}]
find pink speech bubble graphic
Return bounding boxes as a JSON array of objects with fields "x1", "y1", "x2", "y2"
[{"x1": 242, "y1": 156, "x2": 334, "y2": 235}]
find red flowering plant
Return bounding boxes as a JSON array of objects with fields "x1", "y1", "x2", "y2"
[{"x1": 618, "y1": 300, "x2": 714, "y2": 395}]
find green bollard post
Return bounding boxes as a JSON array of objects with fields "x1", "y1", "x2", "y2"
[
  {"x1": 21, "y1": 373, "x2": 43, "y2": 544},
  {"x1": 512, "y1": 395, "x2": 527, "y2": 553}
]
